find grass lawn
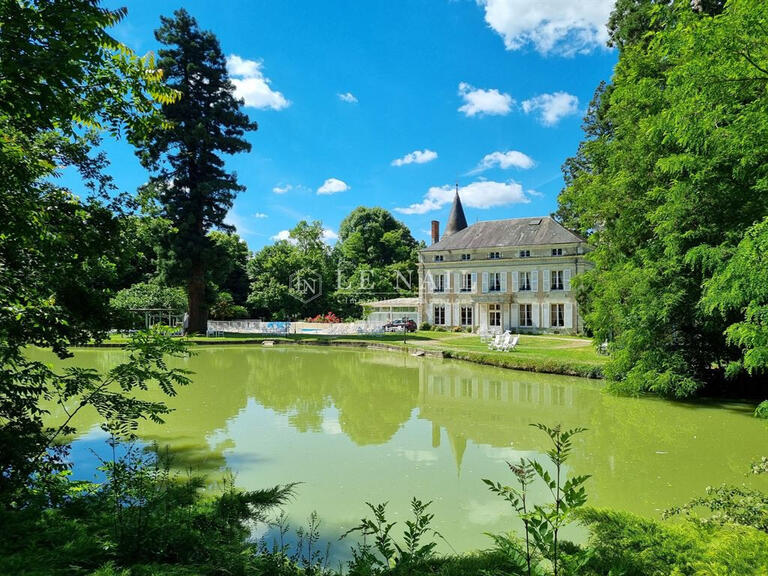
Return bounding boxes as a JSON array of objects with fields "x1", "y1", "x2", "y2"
[{"x1": 99, "y1": 330, "x2": 607, "y2": 378}]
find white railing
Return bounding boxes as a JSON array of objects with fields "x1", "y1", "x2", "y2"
[{"x1": 206, "y1": 320, "x2": 386, "y2": 337}]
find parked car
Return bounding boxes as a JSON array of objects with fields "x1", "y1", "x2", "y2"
[{"x1": 383, "y1": 318, "x2": 417, "y2": 333}]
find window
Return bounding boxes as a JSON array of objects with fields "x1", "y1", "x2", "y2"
[
  {"x1": 551, "y1": 270, "x2": 564, "y2": 290},
  {"x1": 519, "y1": 271, "x2": 531, "y2": 291},
  {"x1": 434, "y1": 305, "x2": 446, "y2": 325},
  {"x1": 461, "y1": 253, "x2": 471, "y2": 261},
  {"x1": 519, "y1": 304, "x2": 533, "y2": 327},
  {"x1": 433, "y1": 254, "x2": 444, "y2": 262},
  {"x1": 488, "y1": 272, "x2": 502, "y2": 292},
  {"x1": 433, "y1": 273, "x2": 445, "y2": 293},
  {"x1": 489, "y1": 251, "x2": 501, "y2": 259},
  {"x1": 489, "y1": 303, "x2": 502, "y2": 327},
  {"x1": 460, "y1": 306, "x2": 473, "y2": 326},
  {"x1": 460, "y1": 273, "x2": 473, "y2": 292},
  {"x1": 519, "y1": 250, "x2": 531, "y2": 258},
  {"x1": 551, "y1": 304, "x2": 565, "y2": 327},
  {"x1": 551, "y1": 248, "x2": 563, "y2": 256}
]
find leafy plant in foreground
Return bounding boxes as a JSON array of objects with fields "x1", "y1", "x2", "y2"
[
  {"x1": 484, "y1": 424, "x2": 589, "y2": 576},
  {"x1": 343, "y1": 498, "x2": 444, "y2": 574}
]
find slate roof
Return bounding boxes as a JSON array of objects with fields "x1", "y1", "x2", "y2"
[
  {"x1": 443, "y1": 192, "x2": 468, "y2": 237},
  {"x1": 423, "y1": 216, "x2": 585, "y2": 252}
]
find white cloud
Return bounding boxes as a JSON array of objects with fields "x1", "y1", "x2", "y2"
[
  {"x1": 271, "y1": 227, "x2": 338, "y2": 245},
  {"x1": 317, "y1": 178, "x2": 349, "y2": 195},
  {"x1": 471, "y1": 150, "x2": 535, "y2": 174},
  {"x1": 522, "y1": 92, "x2": 579, "y2": 125},
  {"x1": 322, "y1": 228, "x2": 339, "y2": 243},
  {"x1": 458, "y1": 82, "x2": 513, "y2": 117},
  {"x1": 395, "y1": 180, "x2": 530, "y2": 215},
  {"x1": 226, "y1": 54, "x2": 290, "y2": 111},
  {"x1": 272, "y1": 184, "x2": 292, "y2": 194},
  {"x1": 338, "y1": 92, "x2": 358, "y2": 103},
  {"x1": 391, "y1": 149, "x2": 438, "y2": 167},
  {"x1": 271, "y1": 229, "x2": 292, "y2": 242},
  {"x1": 477, "y1": 0, "x2": 613, "y2": 56},
  {"x1": 252, "y1": 212, "x2": 268, "y2": 219}
]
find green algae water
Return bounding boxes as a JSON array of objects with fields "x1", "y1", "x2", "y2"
[{"x1": 34, "y1": 345, "x2": 768, "y2": 556}]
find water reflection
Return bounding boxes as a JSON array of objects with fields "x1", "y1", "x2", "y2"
[{"x1": 34, "y1": 346, "x2": 768, "y2": 555}]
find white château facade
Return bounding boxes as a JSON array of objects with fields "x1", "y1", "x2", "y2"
[{"x1": 417, "y1": 193, "x2": 591, "y2": 334}]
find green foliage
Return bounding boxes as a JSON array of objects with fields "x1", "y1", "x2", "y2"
[
  {"x1": 571, "y1": 507, "x2": 768, "y2": 576},
  {"x1": 343, "y1": 499, "x2": 444, "y2": 574},
  {"x1": 0, "y1": 444, "x2": 295, "y2": 576},
  {"x1": 704, "y1": 217, "x2": 768, "y2": 382},
  {"x1": 664, "y1": 484, "x2": 768, "y2": 533},
  {"x1": 247, "y1": 221, "x2": 336, "y2": 320},
  {"x1": 334, "y1": 207, "x2": 421, "y2": 318},
  {"x1": 484, "y1": 425, "x2": 589, "y2": 576},
  {"x1": 141, "y1": 8, "x2": 257, "y2": 333},
  {"x1": 111, "y1": 282, "x2": 188, "y2": 327},
  {"x1": 208, "y1": 231, "x2": 251, "y2": 307},
  {"x1": 210, "y1": 292, "x2": 249, "y2": 320},
  {"x1": 558, "y1": 0, "x2": 768, "y2": 396}
]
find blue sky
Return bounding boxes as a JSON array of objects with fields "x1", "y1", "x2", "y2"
[{"x1": 98, "y1": 0, "x2": 617, "y2": 250}]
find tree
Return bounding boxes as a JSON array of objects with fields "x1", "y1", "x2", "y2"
[
  {"x1": 208, "y1": 230, "x2": 250, "y2": 307},
  {"x1": 141, "y1": 9, "x2": 257, "y2": 334},
  {"x1": 557, "y1": 0, "x2": 768, "y2": 396},
  {"x1": 247, "y1": 221, "x2": 334, "y2": 320},
  {"x1": 0, "y1": 0, "x2": 178, "y2": 505},
  {"x1": 333, "y1": 207, "x2": 421, "y2": 317}
]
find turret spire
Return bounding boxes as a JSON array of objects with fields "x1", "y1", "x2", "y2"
[{"x1": 443, "y1": 185, "x2": 468, "y2": 237}]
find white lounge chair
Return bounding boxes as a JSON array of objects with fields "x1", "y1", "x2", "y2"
[
  {"x1": 489, "y1": 331, "x2": 511, "y2": 351},
  {"x1": 487, "y1": 333, "x2": 502, "y2": 350},
  {"x1": 500, "y1": 334, "x2": 519, "y2": 352}
]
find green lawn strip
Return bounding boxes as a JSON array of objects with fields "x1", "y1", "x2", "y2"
[{"x1": 94, "y1": 330, "x2": 605, "y2": 378}]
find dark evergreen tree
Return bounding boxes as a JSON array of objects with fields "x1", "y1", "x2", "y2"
[{"x1": 141, "y1": 9, "x2": 257, "y2": 333}]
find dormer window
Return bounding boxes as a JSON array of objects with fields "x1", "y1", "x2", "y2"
[
  {"x1": 519, "y1": 250, "x2": 531, "y2": 258},
  {"x1": 461, "y1": 253, "x2": 471, "y2": 261},
  {"x1": 489, "y1": 251, "x2": 501, "y2": 259},
  {"x1": 433, "y1": 254, "x2": 444, "y2": 262}
]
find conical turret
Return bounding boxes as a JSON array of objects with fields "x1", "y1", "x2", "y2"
[{"x1": 443, "y1": 186, "x2": 467, "y2": 237}]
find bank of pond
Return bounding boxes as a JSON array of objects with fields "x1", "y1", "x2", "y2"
[{"x1": 11, "y1": 345, "x2": 768, "y2": 575}]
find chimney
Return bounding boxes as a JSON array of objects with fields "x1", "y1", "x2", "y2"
[{"x1": 431, "y1": 220, "x2": 440, "y2": 245}]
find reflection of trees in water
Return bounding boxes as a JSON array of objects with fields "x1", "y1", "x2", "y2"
[
  {"x1": 418, "y1": 361, "x2": 601, "y2": 471},
  {"x1": 244, "y1": 348, "x2": 419, "y2": 444},
  {"x1": 36, "y1": 347, "x2": 768, "y2": 513}
]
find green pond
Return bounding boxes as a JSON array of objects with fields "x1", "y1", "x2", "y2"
[{"x1": 37, "y1": 345, "x2": 768, "y2": 557}]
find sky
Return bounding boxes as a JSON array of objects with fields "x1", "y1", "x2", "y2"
[{"x1": 97, "y1": 0, "x2": 618, "y2": 250}]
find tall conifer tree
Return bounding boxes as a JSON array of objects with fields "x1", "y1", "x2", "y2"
[{"x1": 142, "y1": 9, "x2": 256, "y2": 333}]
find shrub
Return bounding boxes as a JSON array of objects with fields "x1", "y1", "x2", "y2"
[
  {"x1": 210, "y1": 292, "x2": 249, "y2": 320},
  {"x1": 419, "y1": 322, "x2": 432, "y2": 331}
]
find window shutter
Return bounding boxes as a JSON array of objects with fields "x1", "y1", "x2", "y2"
[
  {"x1": 445, "y1": 271, "x2": 450, "y2": 291},
  {"x1": 482, "y1": 271, "x2": 489, "y2": 293},
  {"x1": 532, "y1": 303, "x2": 540, "y2": 327},
  {"x1": 427, "y1": 272, "x2": 433, "y2": 294},
  {"x1": 564, "y1": 268, "x2": 571, "y2": 291},
  {"x1": 455, "y1": 273, "x2": 460, "y2": 293},
  {"x1": 472, "y1": 272, "x2": 478, "y2": 293},
  {"x1": 511, "y1": 304, "x2": 519, "y2": 328},
  {"x1": 511, "y1": 270, "x2": 519, "y2": 292},
  {"x1": 500, "y1": 272, "x2": 507, "y2": 293},
  {"x1": 565, "y1": 302, "x2": 573, "y2": 328},
  {"x1": 542, "y1": 304, "x2": 550, "y2": 327},
  {"x1": 531, "y1": 270, "x2": 539, "y2": 292},
  {"x1": 543, "y1": 270, "x2": 550, "y2": 292}
]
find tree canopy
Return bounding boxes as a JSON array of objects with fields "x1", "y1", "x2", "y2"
[
  {"x1": 141, "y1": 8, "x2": 257, "y2": 333},
  {"x1": 558, "y1": 0, "x2": 768, "y2": 398}
]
